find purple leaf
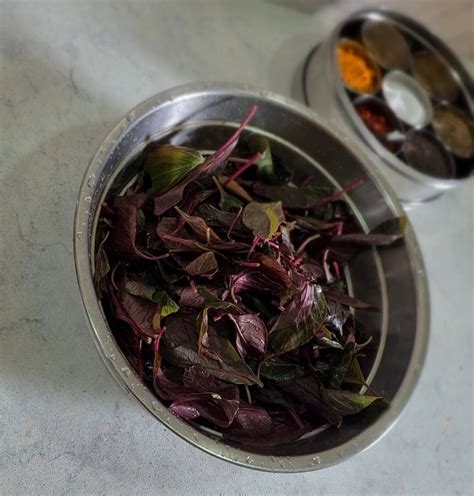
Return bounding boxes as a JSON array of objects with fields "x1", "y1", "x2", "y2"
[
  {"x1": 230, "y1": 253, "x2": 292, "y2": 295},
  {"x1": 228, "y1": 314, "x2": 267, "y2": 358},
  {"x1": 156, "y1": 366, "x2": 240, "y2": 428},
  {"x1": 108, "y1": 194, "x2": 167, "y2": 260},
  {"x1": 108, "y1": 281, "x2": 160, "y2": 341},
  {"x1": 271, "y1": 281, "x2": 314, "y2": 331},
  {"x1": 178, "y1": 287, "x2": 205, "y2": 308},
  {"x1": 205, "y1": 327, "x2": 263, "y2": 386},
  {"x1": 154, "y1": 106, "x2": 257, "y2": 215},
  {"x1": 281, "y1": 374, "x2": 341, "y2": 427},
  {"x1": 225, "y1": 411, "x2": 309, "y2": 447},
  {"x1": 230, "y1": 404, "x2": 272, "y2": 437},
  {"x1": 175, "y1": 207, "x2": 222, "y2": 243},
  {"x1": 94, "y1": 231, "x2": 110, "y2": 292}
]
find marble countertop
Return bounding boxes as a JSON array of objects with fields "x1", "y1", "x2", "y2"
[{"x1": 1, "y1": 1, "x2": 472, "y2": 495}]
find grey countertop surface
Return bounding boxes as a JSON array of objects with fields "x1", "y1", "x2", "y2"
[{"x1": 1, "y1": 1, "x2": 472, "y2": 495}]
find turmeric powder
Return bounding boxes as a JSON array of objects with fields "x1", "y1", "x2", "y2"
[{"x1": 337, "y1": 42, "x2": 379, "y2": 94}]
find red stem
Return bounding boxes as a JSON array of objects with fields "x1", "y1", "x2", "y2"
[
  {"x1": 246, "y1": 235, "x2": 261, "y2": 259},
  {"x1": 299, "y1": 176, "x2": 315, "y2": 190},
  {"x1": 225, "y1": 152, "x2": 261, "y2": 184},
  {"x1": 311, "y1": 178, "x2": 364, "y2": 209},
  {"x1": 227, "y1": 206, "x2": 243, "y2": 238}
]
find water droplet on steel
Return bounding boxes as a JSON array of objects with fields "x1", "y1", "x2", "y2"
[{"x1": 120, "y1": 367, "x2": 131, "y2": 376}]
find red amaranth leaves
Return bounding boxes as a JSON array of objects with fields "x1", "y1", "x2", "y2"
[{"x1": 97, "y1": 107, "x2": 404, "y2": 443}]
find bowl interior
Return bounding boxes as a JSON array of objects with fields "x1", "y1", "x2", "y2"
[{"x1": 77, "y1": 87, "x2": 427, "y2": 469}]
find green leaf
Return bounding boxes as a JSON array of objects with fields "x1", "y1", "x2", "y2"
[
  {"x1": 144, "y1": 145, "x2": 204, "y2": 195},
  {"x1": 183, "y1": 252, "x2": 218, "y2": 277},
  {"x1": 259, "y1": 359, "x2": 306, "y2": 385},
  {"x1": 248, "y1": 135, "x2": 274, "y2": 178},
  {"x1": 213, "y1": 177, "x2": 243, "y2": 211},
  {"x1": 325, "y1": 346, "x2": 353, "y2": 389},
  {"x1": 325, "y1": 389, "x2": 383, "y2": 417},
  {"x1": 242, "y1": 201, "x2": 285, "y2": 240},
  {"x1": 125, "y1": 279, "x2": 178, "y2": 316},
  {"x1": 197, "y1": 287, "x2": 235, "y2": 310},
  {"x1": 315, "y1": 326, "x2": 344, "y2": 350},
  {"x1": 344, "y1": 357, "x2": 368, "y2": 386},
  {"x1": 269, "y1": 290, "x2": 327, "y2": 354},
  {"x1": 153, "y1": 290, "x2": 180, "y2": 317}
]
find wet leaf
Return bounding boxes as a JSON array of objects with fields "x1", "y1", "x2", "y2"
[
  {"x1": 325, "y1": 346, "x2": 353, "y2": 389},
  {"x1": 228, "y1": 313, "x2": 267, "y2": 358},
  {"x1": 259, "y1": 359, "x2": 306, "y2": 385},
  {"x1": 269, "y1": 285, "x2": 327, "y2": 354}
]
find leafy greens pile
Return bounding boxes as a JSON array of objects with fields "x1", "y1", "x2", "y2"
[{"x1": 95, "y1": 106, "x2": 406, "y2": 446}]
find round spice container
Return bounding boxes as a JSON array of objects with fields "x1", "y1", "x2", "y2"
[
  {"x1": 433, "y1": 104, "x2": 474, "y2": 159},
  {"x1": 336, "y1": 39, "x2": 382, "y2": 94},
  {"x1": 353, "y1": 95, "x2": 404, "y2": 152},
  {"x1": 362, "y1": 20, "x2": 411, "y2": 70},
  {"x1": 402, "y1": 130, "x2": 455, "y2": 179},
  {"x1": 303, "y1": 8, "x2": 473, "y2": 203},
  {"x1": 412, "y1": 51, "x2": 460, "y2": 103},
  {"x1": 382, "y1": 71, "x2": 433, "y2": 128}
]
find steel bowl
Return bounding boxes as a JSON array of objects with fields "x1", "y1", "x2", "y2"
[
  {"x1": 303, "y1": 9, "x2": 474, "y2": 204},
  {"x1": 74, "y1": 82, "x2": 429, "y2": 472}
]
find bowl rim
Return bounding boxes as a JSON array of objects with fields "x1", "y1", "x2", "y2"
[{"x1": 74, "y1": 82, "x2": 430, "y2": 472}]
